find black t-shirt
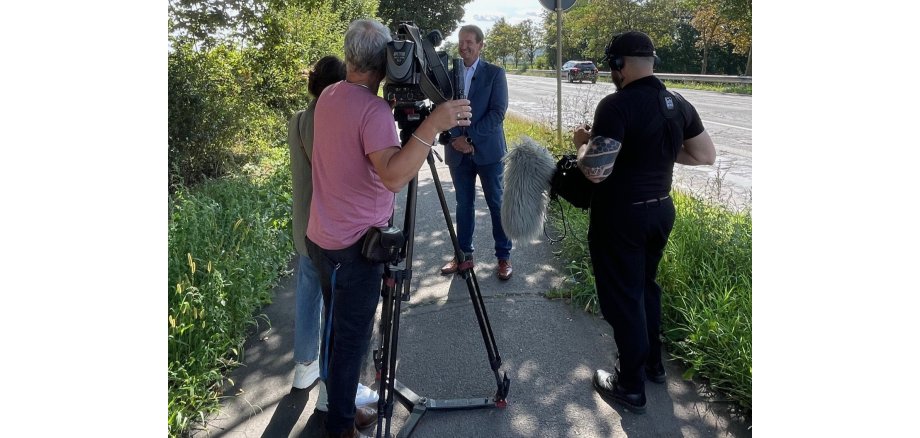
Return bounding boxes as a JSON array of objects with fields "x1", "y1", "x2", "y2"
[{"x1": 591, "y1": 75, "x2": 704, "y2": 204}]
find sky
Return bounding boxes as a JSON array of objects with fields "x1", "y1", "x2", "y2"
[{"x1": 449, "y1": 0, "x2": 549, "y2": 39}]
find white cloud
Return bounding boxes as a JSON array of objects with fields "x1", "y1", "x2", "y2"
[
  {"x1": 451, "y1": 0, "x2": 551, "y2": 37},
  {"x1": 472, "y1": 14, "x2": 503, "y2": 23}
]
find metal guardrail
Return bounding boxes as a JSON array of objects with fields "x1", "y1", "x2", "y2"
[
  {"x1": 654, "y1": 73, "x2": 751, "y2": 84},
  {"x1": 526, "y1": 69, "x2": 752, "y2": 84}
]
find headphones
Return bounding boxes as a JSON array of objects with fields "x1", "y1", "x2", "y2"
[{"x1": 603, "y1": 34, "x2": 625, "y2": 71}]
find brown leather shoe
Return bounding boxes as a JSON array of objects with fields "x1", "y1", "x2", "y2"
[
  {"x1": 441, "y1": 256, "x2": 473, "y2": 275},
  {"x1": 497, "y1": 259, "x2": 512, "y2": 280},
  {"x1": 354, "y1": 406, "x2": 378, "y2": 430},
  {"x1": 440, "y1": 257, "x2": 460, "y2": 275}
]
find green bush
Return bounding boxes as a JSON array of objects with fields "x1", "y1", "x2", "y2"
[
  {"x1": 167, "y1": 151, "x2": 293, "y2": 436},
  {"x1": 168, "y1": 42, "x2": 255, "y2": 188},
  {"x1": 167, "y1": 0, "x2": 374, "y2": 192},
  {"x1": 249, "y1": 0, "x2": 370, "y2": 116}
]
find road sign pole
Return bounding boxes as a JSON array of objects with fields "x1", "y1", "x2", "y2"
[
  {"x1": 556, "y1": 0, "x2": 562, "y2": 149},
  {"x1": 538, "y1": 0, "x2": 573, "y2": 149}
]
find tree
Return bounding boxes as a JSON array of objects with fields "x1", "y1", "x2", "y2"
[
  {"x1": 377, "y1": 0, "x2": 473, "y2": 37},
  {"x1": 541, "y1": 6, "x2": 589, "y2": 68},
  {"x1": 168, "y1": 0, "x2": 272, "y2": 48},
  {"x1": 534, "y1": 0, "x2": 750, "y2": 74},
  {"x1": 689, "y1": 0, "x2": 732, "y2": 74},
  {"x1": 517, "y1": 19, "x2": 543, "y2": 68},
  {"x1": 440, "y1": 40, "x2": 459, "y2": 59},
  {"x1": 168, "y1": 0, "x2": 377, "y2": 187},
  {"x1": 573, "y1": 0, "x2": 678, "y2": 60},
  {"x1": 539, "y1": 0, "x2": 679, "y2": 69},
  {"x1": 721, "y1": 0, "x2": 752, "y2": 75},
  {"x1": 506, "y1": 23, "x2": 525, "y2": 68},
  {"x1": 483, "y1": 18, "x2": 523, "y2": 68},
  {"x1": 655, "y1": 20, "x2": 700, "y2": 73}
]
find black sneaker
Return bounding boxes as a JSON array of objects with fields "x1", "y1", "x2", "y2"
[
  {"x1": 593, "y1": 369, "x2": 647, "y2": 414},
  {"x1": 645, "y1": 363, "x2": 666, "y2": 384}
]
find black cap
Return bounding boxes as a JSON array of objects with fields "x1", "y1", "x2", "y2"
[{"x1": 601, "y1": 31, "x2": 656, "y2": 63}]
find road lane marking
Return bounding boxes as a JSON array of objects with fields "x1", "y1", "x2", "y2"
[{"x1": 702, "y1": 120, "x2": 752, "y2": 131}]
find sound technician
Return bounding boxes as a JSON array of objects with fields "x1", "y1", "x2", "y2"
[{"x1": 574, "y1": 31, "x2": 716, "y2": 415}]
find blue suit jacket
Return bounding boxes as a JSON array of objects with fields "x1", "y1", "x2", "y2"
[{"x1": 445, "y1": 59, "x2": 508, "y2": 167}]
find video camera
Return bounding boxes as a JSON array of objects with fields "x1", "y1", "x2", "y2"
[{"x1": 385, "y1": 21, "x2": 463, "y2": 125}]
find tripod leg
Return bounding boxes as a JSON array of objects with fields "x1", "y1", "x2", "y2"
[
  {"x1": 375, "y1": 170, "x2": 420, "y2": 438},
  {"x1": 375, "y1": 268, "x2": 397, "y2": 438},
  {"x1": 384, "y1": 277, "x2": 406, "y2": 438},
  {"x1": 466, "y1": 271, "x2": 510, "y2": 403},
  {"x1": 426, "y1": 153, "x2": 511, "y2": 403}
]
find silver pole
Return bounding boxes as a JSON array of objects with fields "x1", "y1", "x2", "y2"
[{"x1": 555, "y1": 1, "x2": 563, "y2": 149}]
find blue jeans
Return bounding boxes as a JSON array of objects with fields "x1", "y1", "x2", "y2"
[
  {"x1": 448, "y1": 156, "x2": 512, "y2": 260},
  {"x1": 310, "y1": 238, "x2": 383, "y2": 435},
  {"x1": 294, "y1": 253, "x2": 323, "y2": 364}
]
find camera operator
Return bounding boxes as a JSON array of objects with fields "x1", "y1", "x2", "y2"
[
  {"x1": 576, "y1": 31, "x2": 715, "y2": 415},
  {"x1": 306, "y1": 19, "x2": 471, "y2": 438}
]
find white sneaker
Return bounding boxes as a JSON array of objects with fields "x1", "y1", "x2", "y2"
[
  {"x1": 316, "y1": 380, "x2": 328, "y2": 412},
  {"x1": 314, "y1": 380, "x2": 377, "y2": 411},
  {"x1": 293, "y1": 361, "x2": 320, "y2": 389},
  {"x1": 354, "y1": 383, "x2": 379, "y2": 406}
]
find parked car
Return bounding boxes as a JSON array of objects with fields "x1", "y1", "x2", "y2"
[{"x1": 562, "y1": 60, "x2": 598, "y2": 83}]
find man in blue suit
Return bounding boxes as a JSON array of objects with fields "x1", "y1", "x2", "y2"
[{"x1": 440, "y1": 24, "x2": 514, "y2": 281}]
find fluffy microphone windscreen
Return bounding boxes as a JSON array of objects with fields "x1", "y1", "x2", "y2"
[{"x1": 501, "y1": 135, "x2": 556, "y2": 240}]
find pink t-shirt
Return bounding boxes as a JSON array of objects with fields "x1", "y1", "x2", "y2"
[{"x1": 307, "y1": 81, "x2": 401, "y2": 250}]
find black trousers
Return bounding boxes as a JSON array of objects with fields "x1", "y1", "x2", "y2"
[{"x1": 588, "y1": 197, "x2": 675, "y2": 393}]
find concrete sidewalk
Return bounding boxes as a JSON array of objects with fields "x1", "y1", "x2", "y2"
[{"x1": 191, "y1": 144, "x2": 752, "y2": 438}]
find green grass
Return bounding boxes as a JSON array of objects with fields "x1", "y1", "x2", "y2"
[
  {"x1": 504, "y1": 116, "x2": 752, "y2": 415},
  {"x1": 662, "y1": 80, "x2": 751, "y2": 95},
  {"x1": 504, "y1": 112, "x2": 560, "y2": 150},
  {"x1": 167, "y1": 147, "x2": 294, "y2": 437}
]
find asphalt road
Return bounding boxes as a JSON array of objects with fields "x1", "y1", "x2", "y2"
[{"x1": 505, "y1": 74, "x2": 752, "y2": 210}]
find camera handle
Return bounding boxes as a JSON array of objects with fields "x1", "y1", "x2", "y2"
[{"x1": 373, "y1": 130, "x2": 510, "y2": 438}]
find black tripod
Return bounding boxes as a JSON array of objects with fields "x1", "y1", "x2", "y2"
[{"x1": 373, "y1": 111, "x2": 511, "y2": 438}]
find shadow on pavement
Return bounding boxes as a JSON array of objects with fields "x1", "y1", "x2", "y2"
[{"x1": 261, "y1": 388, "x2": 310, "y2": 438}]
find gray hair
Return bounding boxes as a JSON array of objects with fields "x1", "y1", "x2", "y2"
[{"x1": 344, "y1": 19, "x2": 392, "y2": 74}]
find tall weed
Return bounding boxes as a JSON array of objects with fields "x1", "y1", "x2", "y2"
[
  {"x1": 167, "y1": 152, "x2": 293, "y2": 436},
  {"x1": 657, "y1": 193, "x2": 752, "y2": 412}
]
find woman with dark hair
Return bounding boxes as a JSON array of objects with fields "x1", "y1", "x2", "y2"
[{"x1": 287, "y1": 55, "x2": 378, "y2": 410}]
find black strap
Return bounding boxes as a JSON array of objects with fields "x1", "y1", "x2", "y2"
[{"x1": 404, "y1": 24, "x2": 453, "y2": 104}]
